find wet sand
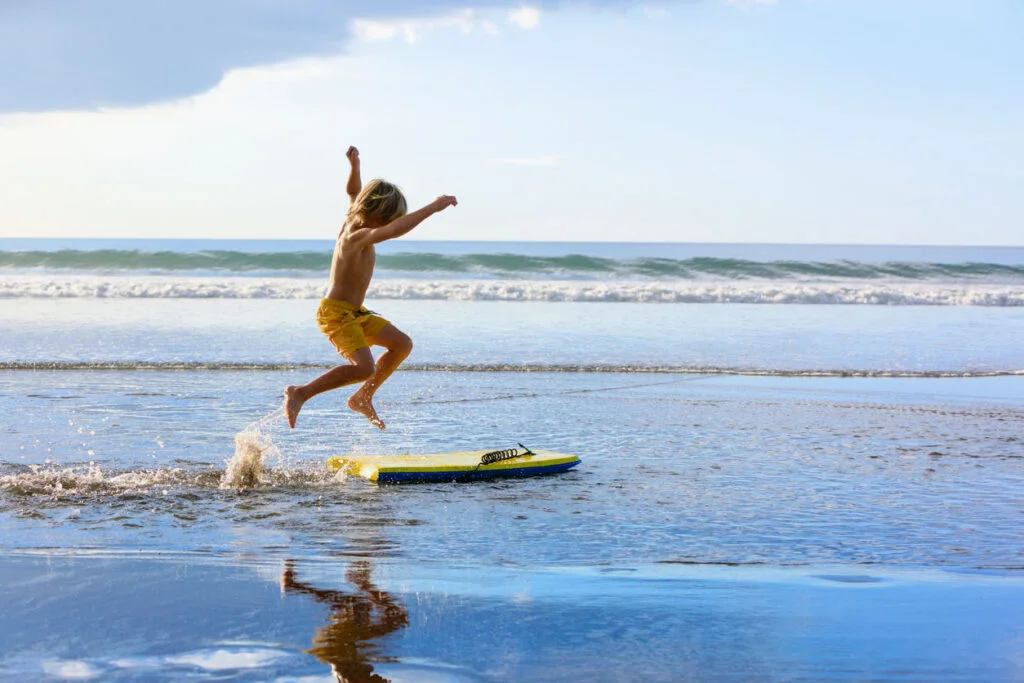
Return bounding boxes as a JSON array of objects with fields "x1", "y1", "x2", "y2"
[{"x1": 1, "y1": 551, "x2": 1022, "y2": 681}]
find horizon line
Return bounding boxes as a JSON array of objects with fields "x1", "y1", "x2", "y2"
[{"x1": 2, "y1": 237, "x2": 1024, "y2": 250}]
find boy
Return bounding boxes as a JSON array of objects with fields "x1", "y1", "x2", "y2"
[{"x1": 284, "y1": 146, "x2": 457, "y2": 429}]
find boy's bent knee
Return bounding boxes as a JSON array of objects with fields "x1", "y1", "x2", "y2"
[{"x1": 390, "y1": 331, "x2": 412, "y2": 355}]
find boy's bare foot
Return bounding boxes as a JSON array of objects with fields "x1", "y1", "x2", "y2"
[
  {"x1": 348, "y1": 391, "x2": 385, "y2": 430},
  {"x1": 284, "y1": 386, "x2": 305, "y2": 429}
]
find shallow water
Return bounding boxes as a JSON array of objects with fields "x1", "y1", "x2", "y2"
[
  {"x1": 2, "y1": 370, "x2": 1021, "y2": 570},
  {"x1": 2, "y1": 289, "x2": 1023, "y2": 680},
  {"x1": 3, "y1": 299, "x2": 1024, "y2": 373}
]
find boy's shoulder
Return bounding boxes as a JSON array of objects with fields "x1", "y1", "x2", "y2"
[
  {"x1": 338, "y1": 219, "x2": 376, "y2": 248},
  {"x1": 339, "y1": 216, "x2": 366, "y2": 236}
]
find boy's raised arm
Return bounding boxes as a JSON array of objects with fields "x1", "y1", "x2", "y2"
[
  {"x1": 346, "y1": 146, "x2": 362, "y2": 203},
  {"x1": 364, "y1": 195, "x2": 457, "y2": 245}
]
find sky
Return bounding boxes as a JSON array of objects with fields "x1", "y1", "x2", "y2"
[{"x1": 0, "y1": 0, "x2": 1022, "y2": 244}]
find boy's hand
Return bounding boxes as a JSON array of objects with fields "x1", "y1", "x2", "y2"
[
  {"x1": 346, "y1": 146, "x2": 360, "y2": 165},
  {"x1": 431, "y1": 195, "x2": 458, "y2": 212}
]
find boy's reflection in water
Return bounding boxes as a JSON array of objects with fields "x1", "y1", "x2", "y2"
[{"x1": 281, "y1": 559, "x2": 409, "y2": 683}]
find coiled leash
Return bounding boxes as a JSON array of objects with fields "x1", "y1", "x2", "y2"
[{"x1": 457, "y1": 443, "x2": 535, "y2": 482}]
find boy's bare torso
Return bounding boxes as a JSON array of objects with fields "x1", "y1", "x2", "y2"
[{"x1": 326, "y1": 221, "x2": 376, "y2": 306}]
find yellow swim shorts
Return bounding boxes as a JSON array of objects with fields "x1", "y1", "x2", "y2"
[{"x1": 316, "y1": 298, "x2": 391, "y2": 356}]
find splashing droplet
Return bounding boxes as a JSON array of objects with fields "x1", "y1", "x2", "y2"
[{"x1": 222, "y1": 408, "x2": 285, "y2": 489}]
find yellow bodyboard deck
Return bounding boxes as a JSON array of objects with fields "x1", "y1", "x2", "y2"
[{"x1": 326, "y1": 447, "x2": 580, "y2": 484}]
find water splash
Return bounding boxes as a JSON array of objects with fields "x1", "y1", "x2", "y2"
[
  {"x1": 222, "y1": 408, "x2": 285, "y2": 490},
  {"x1": 0, "y1": 461, "x2": 209, "y2": 498},
  {"x1": 0, "y1": 461, "x2": 109, "y2": 499}
]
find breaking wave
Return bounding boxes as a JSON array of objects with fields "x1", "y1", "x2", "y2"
[
  {"x1": 2, "y1": 275, "x2": 1024, "y2": 305},
  {"x1": 4, "y1": 249, "x2": 1024, "y2": 281}
]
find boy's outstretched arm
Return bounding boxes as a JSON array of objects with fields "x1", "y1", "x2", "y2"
[
  {"x1": 346, "y1": 146, "x2": 362, "y2": 203},
  {"x1": 363, "y1": 195, "x2": 457, "y2": 245}
]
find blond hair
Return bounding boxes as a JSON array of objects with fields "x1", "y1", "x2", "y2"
[{"x1": 348, "y1": 179, "x2": 408, "y2": 226}]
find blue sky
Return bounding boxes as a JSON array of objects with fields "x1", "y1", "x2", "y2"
[{"x1": 1, "y1": 0, "x2": 1021, "y2": 244}]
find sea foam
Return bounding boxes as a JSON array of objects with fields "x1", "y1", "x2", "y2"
[{"x1": 2, "y1": 275, "x2": 1024, "y2": 306}]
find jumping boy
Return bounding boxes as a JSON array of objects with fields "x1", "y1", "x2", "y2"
[{"x1": 284, "y1": 146, "x2": 456, "y2": 429}]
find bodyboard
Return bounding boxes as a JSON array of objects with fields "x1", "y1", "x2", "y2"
[{"x1": 326, "y1": 448, "x2": 580, "y2": 484}]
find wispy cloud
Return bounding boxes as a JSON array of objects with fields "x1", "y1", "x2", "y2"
[
  {"x1": 488, "y1": 155, "x2": 563, "y2": 166},
  {"x1": 352, "y1": 10, "x2": 477, "y2": 44},
  {"x1": 508, "y1": 5, "x2": 542, "y2": 30}
]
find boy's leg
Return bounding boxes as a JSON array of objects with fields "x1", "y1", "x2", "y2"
[
  {"x1": 284, "y1": 348, "x2": 375, "y2": 428},
  {"x1": 347, "y1": 324, "x2": 413, "y2": 430}
]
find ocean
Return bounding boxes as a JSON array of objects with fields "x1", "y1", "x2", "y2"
[
  {"x1": 3, "y1": 239, "x2": 1024, "y2": 306},
  {"x1": 1, "y1": 239, "x2": 1022, "y2": 681}
]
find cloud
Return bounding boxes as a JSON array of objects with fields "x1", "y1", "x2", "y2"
[
  {"x1": 488, "y1": 155, "x2": 563, "y2": 166},
  {"x1": 0, "y1": 0, "x2": 538, "y2": 113},
  {"x1": 0, "y1": 1, "x2": 734, "y2": 113},
  {"x1": 352, "y1": 10, "x2": 477, "y2": 44},
  {"x1": 0, "y1": 0, "x2": 355, "y2": 113},
  {"x1": 508, "y1": 5, "x2": 542, "y2": 29}
]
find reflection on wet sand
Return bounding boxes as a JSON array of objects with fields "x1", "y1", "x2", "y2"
[{"x1": 281, "y1": 559, "x2": 408, "y2": 683}]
